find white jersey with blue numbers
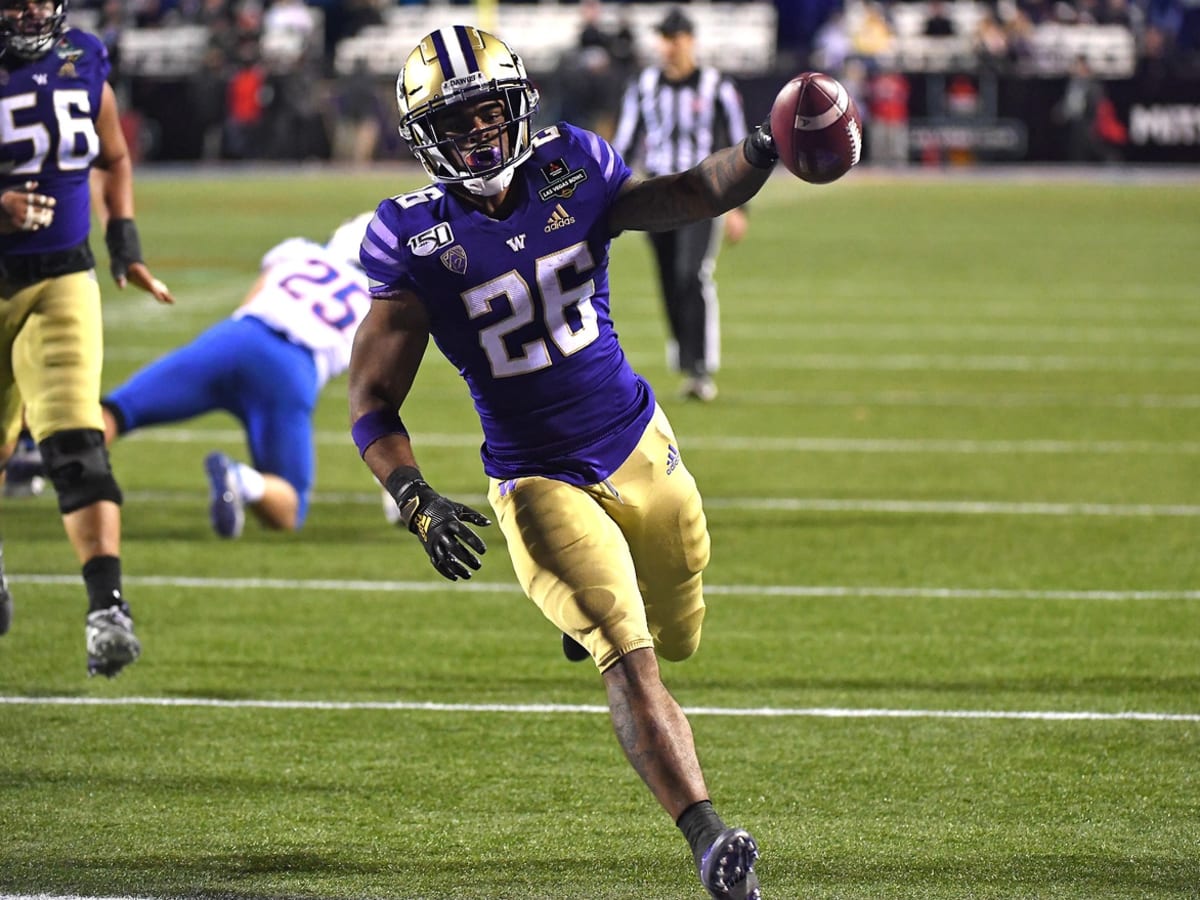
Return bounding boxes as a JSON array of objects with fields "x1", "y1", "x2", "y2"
[
  {"x1": 360, "y1": 122, "x2": 658, "y2": 486},
  {"x1": 233, "y1": 238, "x2": 371, "y2": 389}
]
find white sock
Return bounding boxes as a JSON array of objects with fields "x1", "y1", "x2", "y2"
[{"x1": 233, "y1": 462, "x2": 266, "y2": 503}]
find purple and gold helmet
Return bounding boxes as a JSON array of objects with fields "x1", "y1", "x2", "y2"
[{"x1": 397, "y1": 26, "x2": 540, "y2": 197}]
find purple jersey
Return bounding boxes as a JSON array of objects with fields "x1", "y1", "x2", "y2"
[
  {"x1": 0, "y1": 29, "x2": 109, "y2": 256},
  {"x1": 362, "y1": 122, "x2": 656, "y2": 486}
]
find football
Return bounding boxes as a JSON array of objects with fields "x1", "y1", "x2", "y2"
[{"x1": 769, "y1": 72, "x2": 863, "y2": 184}]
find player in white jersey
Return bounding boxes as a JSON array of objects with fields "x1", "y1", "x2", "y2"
[{"x1": 99, "y1": 213, "x2": 373, "y2": 538}]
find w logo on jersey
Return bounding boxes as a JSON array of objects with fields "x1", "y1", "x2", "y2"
[
  {"x1": 505, "y1": 234, "x2": 527, "y2": 252},
  {"x1": 33, "y1": 73, "x2": 48, "y2": 85}
]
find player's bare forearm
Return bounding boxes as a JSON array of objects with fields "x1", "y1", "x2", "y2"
[
  {"x1": 348, "y1": 303, "x2": 426, "y2": 419},
  {"x1": 348, "y1": 295, "x2": 430, "y2": 481},
  {"x1": 609, "y1": 144, "x2": 771, "y2": 234}
]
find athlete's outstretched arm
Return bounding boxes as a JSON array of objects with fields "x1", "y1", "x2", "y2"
[{"x1": 608, "y1": 121, "x2": 777, "y2": 235}]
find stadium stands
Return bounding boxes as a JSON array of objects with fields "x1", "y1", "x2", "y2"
[
  {"x1": 843, "y1": 0, "x2": 1137, "y2": 77},
  {"x1": 334, "y1": 2, "x2": 779, "y2": 76}
]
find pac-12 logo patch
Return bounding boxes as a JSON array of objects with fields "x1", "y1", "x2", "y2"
[{"x1": 440, "y1": 245, "x2": 468, "y2": 275}]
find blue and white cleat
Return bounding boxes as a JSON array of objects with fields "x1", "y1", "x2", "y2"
[
  {"x1": 700, "y1": 827, "x2": 761, "y2": 900},
  {"x1": 204, "y1": 451, "x2": 245, "y2": 539},
  {"x1": 85, "y1": 604, "x2": 141, "y2": 678}
]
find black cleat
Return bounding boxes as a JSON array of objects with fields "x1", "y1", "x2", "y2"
[{"x1": 699, "y1": 827, "x2": 761, "y2": 900}]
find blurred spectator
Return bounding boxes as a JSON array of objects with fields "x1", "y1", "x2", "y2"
[
  {"x1": 132, "y1": 0, "x2": 169, "y2": 27},
  {"x1": 924, "y1": 0, "x2": 958, "y2": 36},
  {"x1": 946, "y1": 73, "x2": 981, "y2": 117},
  {"x1": 191, "y1": 45, "x2": 229, "y2": 161},
  {"x1": 557, "y1": 0, "x2": 633, "y2": 140},
  {"x1": 973, "y1": 8, "x2": 1013, "y2": 70},
  {"x1": 1099, "y1": 0, "x2": 1144, "y2": 29},
  {"x1": 223, "y1": 46, "x2": 268, "y2": 160},
  {"x1": 202, "y1": 0, "x2": 239, "y2": 61},
  {"x1": 851, "y1": 2, "x2": 896, "y2": 60},
  {"x1": 1135, "y1": 22, "x2": 1180, "y2": 86},
  {"x1": 330, "y1": 58, "x2": 384, "y2": 165},
  {"x1": 1053, "y1": 54, "x2": 1124, "y2": 162},
  {"x1": 263, "y1": 0, "x2": 316, "y2": 40},
  {"x1": 773, "y1": 0, "x2": 842, "y2": 69},
  {"x1": 262, "y1": 0, "x2": 319, "y2": 74},
  {"x1": 1179, "y1": 2, "x2": 1200, "y2": 55},
  {"x1": 840, "y1": 55, "x2": 872, "y2": 110},
  {"x1": 265, "y1": 58, "x2": 327, "y2": 160},
  {"x1": 1001, "y1": 4, "x2": 1037, "y2": 66},
  {"x1": 95, "y1": 0, "x2": 126, "y2": 75},
  {"x1": 337, "y1": 0, "x2": 383, "y2": 44},
  {"x1": 812, "y1": 8, "x2": 853, "y2": 73},
  {"x1": 868, "y1": 64, "x2": 911, "y2": 166},
  {"x1": 232, "y1": 0, "x2": 263, "y2": 41},
  {"x1": 1144, "y1": 0, "x2": 1183, "y2": 33}
]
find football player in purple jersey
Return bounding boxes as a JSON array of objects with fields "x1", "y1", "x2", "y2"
[
  {"x1": 348, "y1": 27, "x2": 778, "y2": 900},
  {"x1": 0, "y1": 0, "x2": 173, "y2": 674}
]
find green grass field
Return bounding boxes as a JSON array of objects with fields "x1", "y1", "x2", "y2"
[{"x1": 1, "y1": 167, "x2": 1198, "y2": 900}]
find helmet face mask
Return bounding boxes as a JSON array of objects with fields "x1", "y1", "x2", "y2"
[
  {"x1": 397, "y1": 27, "x2": 540, "y2": 197},
  {"x1": 0, "y1": 0, "x2": 67, "y2": 61}
]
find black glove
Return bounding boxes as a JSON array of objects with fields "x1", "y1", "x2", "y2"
[
  {"x1": 743, "y1": 118, "x2": 778, "y2": 170},
  {"x1": 104, "y1": 218, "x2": 144, "y2": 283},
  {"x1": 385, "y1": 466, "x2": 490, "y2": 581}
]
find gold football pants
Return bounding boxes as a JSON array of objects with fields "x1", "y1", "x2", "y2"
[
  {"x1": 488, "y1": 405, "x2": 710, "y2": 671},
  {"x1": 1, "y1": 270, "x2": 105, "y2": 446}
]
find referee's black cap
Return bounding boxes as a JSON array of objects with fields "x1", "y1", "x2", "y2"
[{"x1": 655, "y1": 7, "x2": 694, "y2": 36}]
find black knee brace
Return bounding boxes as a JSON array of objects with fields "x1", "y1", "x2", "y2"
[{"x1": 38, "y1": 428, "x2": 123, "y2": 514}]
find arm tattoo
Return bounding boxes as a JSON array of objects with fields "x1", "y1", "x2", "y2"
[{"x1": 611, "y1": 144, "x2": 770, "y2": 234}]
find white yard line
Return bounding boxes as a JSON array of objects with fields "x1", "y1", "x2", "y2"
[
  {"x1": 118, "y1": 427, "x2": 1200, "y2": 455},
  {"x1": 700, "y1": 497, "x2": 1200, "y2": 517},
  {"x1": 0, "y1": 694, "x2": 1195, "y2": 723},
  {"x1": 731, "y1": 390, "x2": 1200, "y2": 409},
  {"x1": 100, "y1": 490, "x2": 1200, "y2": 518},
  {"x1": 11, "y1": 573, "x2": 1200, "y2": 602}
]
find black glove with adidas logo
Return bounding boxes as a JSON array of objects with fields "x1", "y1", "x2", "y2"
[{"x1": 385, "y1": 466, "x2": 490, "y2": 581}]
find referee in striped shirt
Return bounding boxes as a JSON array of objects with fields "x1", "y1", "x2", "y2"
[{"x1": 611, "y1": 7, "x2": 750, "y2": 402}]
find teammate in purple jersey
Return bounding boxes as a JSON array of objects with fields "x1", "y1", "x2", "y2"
[
  {"x1": 0, "y1": 0, "x2": 173, "y2": 674},
  {"x1": 349, "y1": 26, "x2": 779, "y2": 900}
]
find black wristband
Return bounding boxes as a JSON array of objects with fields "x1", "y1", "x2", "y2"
[
  {"x1": 743, "y1": 121, "x2": 778, "y2": 170},
  {"x1": 384, "y1": 465, "x2": 422, "y2": 505},
  {"x1": 105, "y1": 218, "x2": 143, "y2": 271}
]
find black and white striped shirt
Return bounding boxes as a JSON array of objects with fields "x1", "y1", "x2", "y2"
[{"x1": 611, "y1": 65, "x2": 749, "y2": 176}]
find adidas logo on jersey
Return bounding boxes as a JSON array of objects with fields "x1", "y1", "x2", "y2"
[{"x1": 544, "y1": 204, "x2": 575, "y2": 233}]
